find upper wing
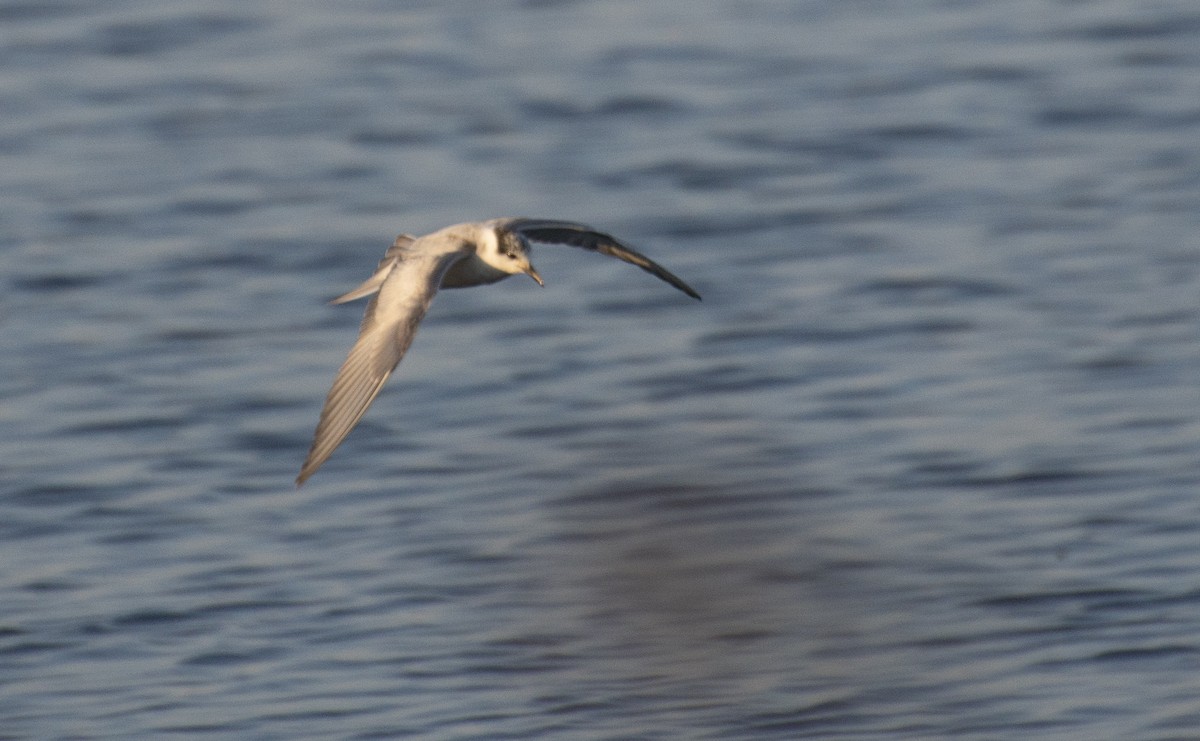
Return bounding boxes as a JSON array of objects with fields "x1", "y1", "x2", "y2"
[
  {"x1": 503, "y1": 218, "x2": 701, "y2": 300},
  {"x1": 296, "y1": 243, "x2": 468, "y2": 486}
]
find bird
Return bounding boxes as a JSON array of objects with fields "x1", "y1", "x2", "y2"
[{"x1": 295, "y1": 217, "x2": 701, "y2": 485}]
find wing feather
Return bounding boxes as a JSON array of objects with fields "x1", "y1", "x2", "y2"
[
  {"x1": 502, "y1": 218, "x2": 701, "y2": 300},
  {"x1": 296, "y1": 243, "x2": 467, "y2": 485}
]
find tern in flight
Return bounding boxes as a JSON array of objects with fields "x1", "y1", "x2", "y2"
[{"x1": 296, "y1": 217, "x2": 700, "y2": 485}]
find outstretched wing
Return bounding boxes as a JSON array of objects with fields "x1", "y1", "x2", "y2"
[
  {"x1": 296, "y1": 243, "x2": 468, "y2": 486},
  {"x1": 502, "y1": 218, "x2": 701, "y2": 300}
]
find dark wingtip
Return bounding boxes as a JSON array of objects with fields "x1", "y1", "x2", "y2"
[{"x1": 674, "y1": 282, "x2": 702, "y2": 301}]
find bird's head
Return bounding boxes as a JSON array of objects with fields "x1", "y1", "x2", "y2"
[{"x1": 480, "y1": 227, "x2": 544, "y2": 286}]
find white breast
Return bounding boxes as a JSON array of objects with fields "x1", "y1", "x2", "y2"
[{"x1": 440, "y1": 253, "x2": 509, "y2": 288}]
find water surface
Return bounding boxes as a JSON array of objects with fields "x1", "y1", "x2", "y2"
[{"x1": 3, "y1": 1, "x2": 1200, "y2": 738}]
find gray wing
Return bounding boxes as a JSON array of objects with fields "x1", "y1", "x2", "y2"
[
  {"x1": 296, "y1": 244, "x2": 467, "y2": 486},
  {"x1": 503, "y1": 218, "x2": 701, "y2": 300}
]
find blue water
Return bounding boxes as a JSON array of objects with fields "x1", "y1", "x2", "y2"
[{"x1": 3, "y1": 1, "x2": 1200, "y2": 738}]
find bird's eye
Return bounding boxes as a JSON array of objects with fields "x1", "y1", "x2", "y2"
[{"x1": 505, "y1": 252, "x2": 517, "y2": 260}]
